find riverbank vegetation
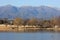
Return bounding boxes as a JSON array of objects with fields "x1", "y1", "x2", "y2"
[{"x1": 0, "y1": 17, "x2": 60, "y2": 32}]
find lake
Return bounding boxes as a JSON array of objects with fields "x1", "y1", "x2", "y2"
[{"x1": 0, "y1": 32, "x2": 60, "y2": 40}]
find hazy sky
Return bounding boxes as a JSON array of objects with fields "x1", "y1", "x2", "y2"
[{"x1": 0, "y1": 0, "x2": 60, "y2": 7}]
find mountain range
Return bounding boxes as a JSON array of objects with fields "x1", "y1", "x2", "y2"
[{"x1": 0, "y1": 5, "x2": 60, "y2": 19}]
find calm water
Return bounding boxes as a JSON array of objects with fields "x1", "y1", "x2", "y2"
[{"x1": 0, "y1": 32, "x2": 60, "y2": 40}]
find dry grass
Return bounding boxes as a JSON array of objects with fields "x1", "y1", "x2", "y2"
[{"x1": 0, "y1": 24, "x2": 60, "y2": 32}]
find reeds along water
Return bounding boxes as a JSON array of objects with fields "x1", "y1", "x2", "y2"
[{"x1": 0, "y1": 24, "x2": 60, "y2": 32}]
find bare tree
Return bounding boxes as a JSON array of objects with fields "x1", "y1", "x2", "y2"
[
  {"x1": 13, "y1": 18, "x2": 23, "y2": 31},
  {"x1": 27, "y1": 18, "x2": 37, "y2": 27},
  {"x1": 3, "y1": 18, "x2": 8, "y2": 27}
]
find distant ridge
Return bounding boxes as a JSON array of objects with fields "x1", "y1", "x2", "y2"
[{"x1": 0, "y1": 5, "x2": 60, "y2": 19}]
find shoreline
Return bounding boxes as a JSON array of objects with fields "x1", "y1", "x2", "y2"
[
  {"x1": 0, "y1": 28, "x2": 60, "y2": 32},
  {"x1": 0, "y1": 24, "x2": 60, "y2": 32}
]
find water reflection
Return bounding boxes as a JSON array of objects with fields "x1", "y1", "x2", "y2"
[{"x1": 0, "y1": 32, "x2": 60, "y2": 40}]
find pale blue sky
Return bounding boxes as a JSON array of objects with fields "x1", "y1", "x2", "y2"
[{"x1": 0, "y1": 0, "x2": 60, "y2": 7}]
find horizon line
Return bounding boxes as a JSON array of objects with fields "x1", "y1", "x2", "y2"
[{"x1": 0, "y1": 4, "x2": 58, "y2": 8}]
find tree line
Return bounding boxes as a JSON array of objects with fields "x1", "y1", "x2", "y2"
[{"x1": 0, "y1": 17, "x2": 60, "y2": 28}]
